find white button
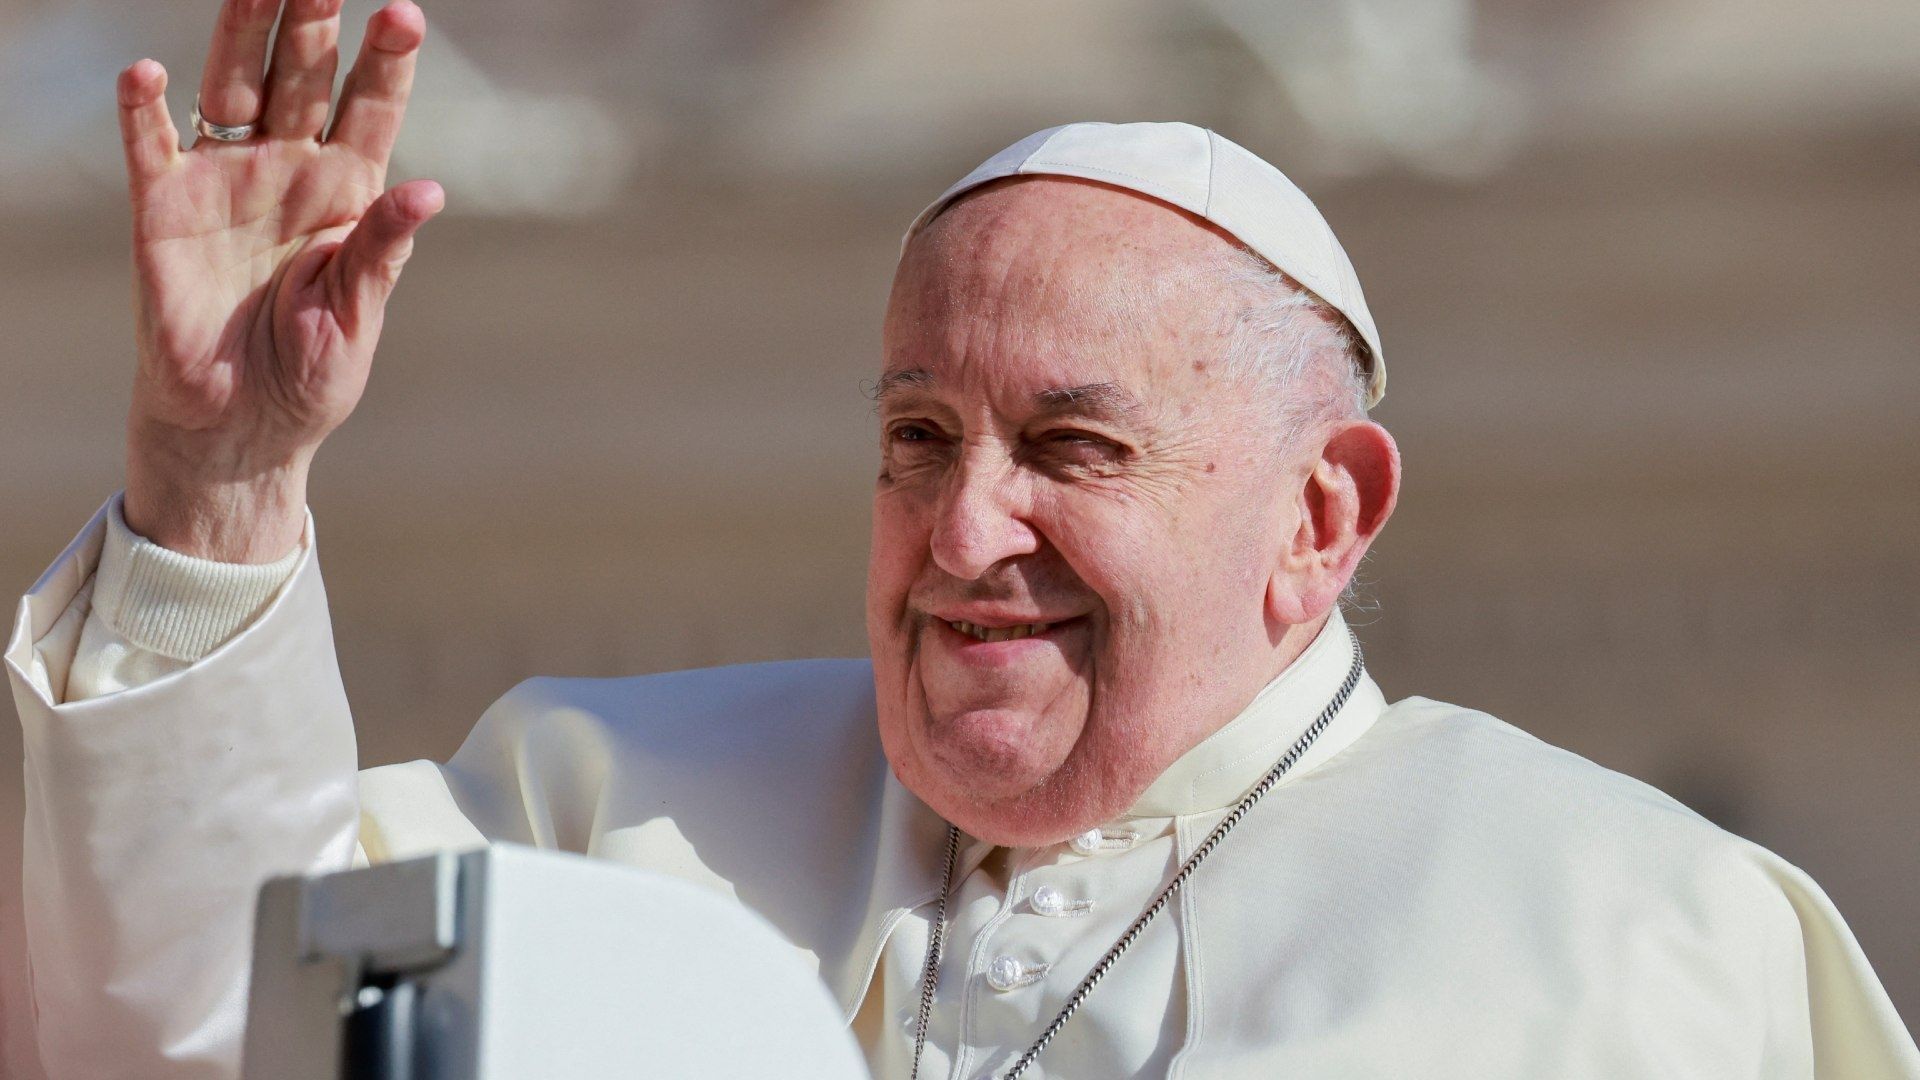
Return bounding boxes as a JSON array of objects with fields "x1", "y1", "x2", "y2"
[
  {"x1": 1029, "y1": 884, "x2": 1094, "y2": 918},
  {"x1": 1069, "y1": 828, "x2": 1104, "y2": 855},
  {"x1": 985, "y1": 955, "x2": 1051, "y2": 991},
  {"x1": 987, "y1": 955, "x2": 1025, "y2": 991}
]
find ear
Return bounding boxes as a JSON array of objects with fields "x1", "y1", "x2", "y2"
[{"x1": 1266, "y1": 420, "x2": 1400, "y2": 626}]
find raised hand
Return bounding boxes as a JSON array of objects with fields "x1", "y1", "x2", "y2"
[{"x1": 116, "y1": 0, "x2": 441, "y2": 561}]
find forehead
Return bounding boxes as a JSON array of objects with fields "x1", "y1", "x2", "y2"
[{"x1": 884, "y1": 178, "x2": 1247, "y2": 395}]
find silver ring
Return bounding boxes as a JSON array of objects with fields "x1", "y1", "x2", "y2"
[{"x1": 191, "y1": 94, "x2": 257, "y2": 142}]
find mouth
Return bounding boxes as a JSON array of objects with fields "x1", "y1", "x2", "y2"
[{"x1": 943, "y1": 619, "x2": 1055, "y2": 643}]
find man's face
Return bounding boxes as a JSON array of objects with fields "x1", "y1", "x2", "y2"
[{"x1": 867, "y1": 178, "x2": 1313, "y2": 846}]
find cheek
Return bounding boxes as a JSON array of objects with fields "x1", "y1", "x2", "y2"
[
  {"x1": 1032, "y1": 494, "x2": 1158, "y2": 619},
  {"x1": 866, "y1": 491, "x2": 931, "y2": 627},
  {"x1": 866, "y1": 497, "x2": 918, "y2": 750},
  {"x1": 1038, "y1": 487, "x2": 1261, "y2": 649}
]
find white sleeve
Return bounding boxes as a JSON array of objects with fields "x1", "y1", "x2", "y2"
[
  {"x1": 61, "y1": 497, "x2": 304, "y2": 702},
  {"x1": 4, "y1": 497, "x2": 360, "y2": 1080}
]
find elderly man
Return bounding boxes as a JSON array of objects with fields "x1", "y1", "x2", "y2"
[{"x1": 6, "y1": 2, "x2": 1916, "y2": 1078}]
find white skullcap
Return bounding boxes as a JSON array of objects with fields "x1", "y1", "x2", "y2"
[{"x1": 903, "y1": 121, "x2": 1386, "y2": 409}]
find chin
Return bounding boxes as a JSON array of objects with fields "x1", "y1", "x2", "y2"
[
  {"x1": 923, "y1": 707, "x2": 1062, "y2": 796},
  {"x1": 885, "y1": 720, "x2": 1130, "y2": 849},
  {"x1": 932, "y1": 779, "x2": 1123, "y2": 848}
]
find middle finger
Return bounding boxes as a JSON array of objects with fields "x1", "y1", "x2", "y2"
[{"x1": 261, "y1": 0, "x2": 345, "y2": 140}]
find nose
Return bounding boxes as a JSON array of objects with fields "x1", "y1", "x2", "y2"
[{"x1": 928, "y1": 456, "x2": 1039, "y2": 580}]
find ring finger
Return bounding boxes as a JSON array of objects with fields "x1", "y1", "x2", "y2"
[{"x1": 195, "y1": 0, "x2": 281, "y2": 132}]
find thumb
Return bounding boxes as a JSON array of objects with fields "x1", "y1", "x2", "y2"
[{"x1": 331, "y1": 179, "x2": 444, "y2": 328}]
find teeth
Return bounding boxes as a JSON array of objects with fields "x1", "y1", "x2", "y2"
[{"x1": 947, "y1": 620, "x2": 1048, "y2": 642}]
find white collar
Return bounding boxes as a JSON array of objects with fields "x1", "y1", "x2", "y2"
[{"x1": 1125, "y1": 609, "x2": 1385, "y2": 819}]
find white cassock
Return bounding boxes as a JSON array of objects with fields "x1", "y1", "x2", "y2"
[{"x1": 7, "y1": 497, "x2": 1918, "y2": 1080}]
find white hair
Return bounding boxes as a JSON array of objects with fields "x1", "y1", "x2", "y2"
[
  {"x1": 1207, "y1": 248, "x2": 1377, "y2": 610},
  {"x1": 1210, "y1": 247, "x2": 1371, "y2": 451}
]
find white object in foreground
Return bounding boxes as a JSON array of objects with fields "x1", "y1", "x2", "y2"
[{"x1": 243, "y1": 843, "x2": 870, "y2": 1080}]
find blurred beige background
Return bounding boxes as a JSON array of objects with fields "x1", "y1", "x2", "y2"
[{"x1": 2, "y1": 0, "x2": 1915, "y2": 1071}]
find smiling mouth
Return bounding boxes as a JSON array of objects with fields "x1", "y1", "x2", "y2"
[{"x1": 945, "y1": 619, "x2": 1054, "y2": 643}]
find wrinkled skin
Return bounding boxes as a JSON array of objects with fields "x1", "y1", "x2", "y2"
[
  {"x1": 868, "y1": 177, "x2": 1399, "y2": 847},
  {"x1": 115, "y1": 0, "x2": 441, "y2": 563}
]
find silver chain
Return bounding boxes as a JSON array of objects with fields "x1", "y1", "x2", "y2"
[
  {"x1": 908, "y1": 824, "x2": 962, "y2": 1080},
  {"x1": 909, "y1": 639, "x2": 1364, "y2": 1080}
]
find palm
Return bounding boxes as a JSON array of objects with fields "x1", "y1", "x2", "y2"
[
  {"x1": 135, "y1": 139, "x2": 384, "y2": 439},
  {"x1": 117, "y1": 0, "x2": 438, "y2": 463}
]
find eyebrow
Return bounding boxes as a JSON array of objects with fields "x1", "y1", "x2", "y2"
[
  {"x1": 872, "y1": 370, "x2": 1142, "y2": 420},
  {"x1": 871, "y1": 368, "x2": 937, "y2": 400},
  {"x1": 1032, "y1": 381, "x2": 1141, "y2": 418}
]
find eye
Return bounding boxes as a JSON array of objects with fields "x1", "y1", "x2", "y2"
[
  {"x1": 1034, "y1": 429, "x2": 1125, "y2": 468},
  {"x1": 883, "y1": 421, "x2": 954, "y2": 468},
  {"x1": 888, "y1": 422, "x2": 940, "y2": 444}
]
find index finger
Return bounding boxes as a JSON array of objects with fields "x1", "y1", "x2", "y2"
[
  {"x1": 325, "y1": 1, "x2": 425, "y2": 167},
  {"x1": 196, "y1": 0, "x2": 282, "y2": 130}
]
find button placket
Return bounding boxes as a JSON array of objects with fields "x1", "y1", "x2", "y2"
[{"x1": 952, "y1": 847, "x2": 1037, "y2": 1079}]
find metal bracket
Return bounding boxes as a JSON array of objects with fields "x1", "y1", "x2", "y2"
[{"x1": 242, "y1": 852, "x2": 465, "y2": 1080}]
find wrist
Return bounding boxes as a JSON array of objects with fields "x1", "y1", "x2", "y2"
[
  {"x1": 124, "y1": 425, "x2": 313, "y2": 563},
  {"x1": 97, "y1": 499, "x2": 306, "y2": 660}
]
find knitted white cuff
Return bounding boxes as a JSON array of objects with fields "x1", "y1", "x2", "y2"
[{"x1": 93, "y1": 498, "x2": 307, "y2": 662}]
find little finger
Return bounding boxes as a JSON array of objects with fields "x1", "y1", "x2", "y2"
[{"x1": 117, "y1": 60, "x2": 181, "y2": 190}]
